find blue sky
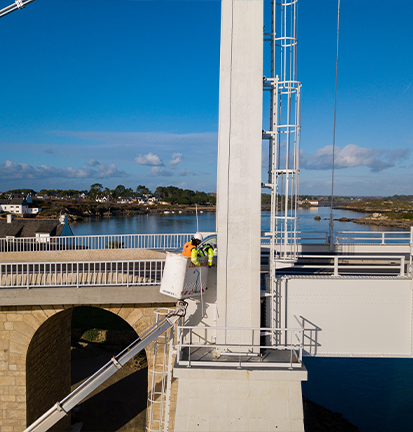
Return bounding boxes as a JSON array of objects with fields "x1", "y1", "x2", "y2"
[{"x1": 0, "y1": 0, "x2": 412, "y2": 196}]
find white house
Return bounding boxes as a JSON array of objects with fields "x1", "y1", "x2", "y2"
[
  {"x1": 117, "y1": 197, "x2": 133, "y2": 204},
  {"x1": 0, "y1": 198, "x2": 41, "y2": 215},
  {"x1": 0, "y1": 214, "x2": 73, "y2": 251},
  {"x1": 136, "y1": 197, "x2": 146, "y2": 205},
  {"x1": 95, "y1": 195, "x2": 111, "y2": 203}
]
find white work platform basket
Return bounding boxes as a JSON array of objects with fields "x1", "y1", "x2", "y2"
[{"x1": 160, "y1": 252, "x2": 208, "y2": 299}]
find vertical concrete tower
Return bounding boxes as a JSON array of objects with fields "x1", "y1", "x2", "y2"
[
  {"x1": 173, "y1": 2, "x2": 306, "y2": 430},
  {"x1": 216, "y1": 0, "x2": 263, "y2": 333}
]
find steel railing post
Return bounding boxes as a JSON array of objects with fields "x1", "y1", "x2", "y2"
[
  {"x1": 400, "y1": 256, "x2": 405, "y2": 277},
  {"x1": 334, "y1": 256, "x2": 339, "y2": 276},
  {"x1": 410, "y1": 227, "x2": 413, "y2": 265}
]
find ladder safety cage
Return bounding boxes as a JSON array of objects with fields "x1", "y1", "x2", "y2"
[
  {"x1": 263, "y1": 0, "x2": 301, "y2": 266},
  {"x1": 263, "y1": 0, "x2": 302, "y2": 349}
]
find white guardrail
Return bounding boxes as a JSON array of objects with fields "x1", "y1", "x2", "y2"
[
  {"x1": 0, "y1": 233, "x2": 193, "y2": 253},
  {"x1": 0, "y1": 260, "x2": 165, "y2": 288},
  {"x1": 300, "y1": 255, "x2": 407, "y2": 277},
  {"x1": 175, "y1": 323, "x2": 304, "y2": 369},
  {"x1": 1, "y1": 228, "x2": 412, "y2": 253},
  {"x1": 335, "y1": 229, "x2": 412, "y2": 244},
  {"x1": 1, "y1": 253, "x2": 407, "y2": 289},
  {"x1": 262, "y1": 229, "x2": 412, "y2": 245}
]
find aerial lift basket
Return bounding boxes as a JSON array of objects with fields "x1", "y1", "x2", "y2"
[{"x1": 160, "y1": 252, "x2": 208, "y2": 299}]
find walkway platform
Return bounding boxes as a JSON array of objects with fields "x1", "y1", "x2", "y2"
[{"x1": 178, "y1": 346, "x2": 301, "y2": 368}]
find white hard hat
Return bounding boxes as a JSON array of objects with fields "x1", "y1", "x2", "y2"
[{"x1": 193, "y1": 232, "x2": 203, "y2": 241}]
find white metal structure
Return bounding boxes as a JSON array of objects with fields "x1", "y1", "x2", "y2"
[
  {"x1": 263, "y1": 0, "x2": 302, "y2": 352},
  {"x1": 175, "y1": 324, "x2": 304, "y2": 369},
  {"x1": 0, "y1": 259, "x2": 165, "y2": 288},
  {"x1": 147, "y1": 308, "x2": 176, "y2": 432},
  {"x1": 1, "y1": 228, "x2": 411, "y2": 252},
  {"x1": 263, "y1": 0, "x2": 301, "y2": 265},
  {"x1": 0, "y1": 233, "x2": 193, "y2": 253},
  {"x1": 279, "y1": 276, "x2": 413, "y2": 357}
]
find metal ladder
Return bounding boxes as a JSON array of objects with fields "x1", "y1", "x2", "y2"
[
  {"x1": 146, "y1": 308, "x2": 178, "y2": 432},
  {"x1": 262, "y1": 0, "x2": 302, "y2": 346}
]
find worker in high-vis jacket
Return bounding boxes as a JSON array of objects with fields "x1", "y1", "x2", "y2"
[
  {"x1": 182, "y1": 232, "x2": 213, "y2": 268},
  {"x1": 199, "y1": 242, "x2": 214, "y2": 267},
  {"x1": 182, "y1": 232, "x2": 203, "y2": 266}
]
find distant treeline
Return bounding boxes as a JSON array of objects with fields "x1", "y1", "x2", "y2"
[
  {"x1": 154, "y1": 186, "x2": 215, "y2": 205},
  {"x1": 1, "y1": 184, "x2": 216, "y2": 205}
]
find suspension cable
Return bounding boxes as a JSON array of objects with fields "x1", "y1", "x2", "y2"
[{"x1": 329, "y1": 0, "x2": 341, "y2": 247}]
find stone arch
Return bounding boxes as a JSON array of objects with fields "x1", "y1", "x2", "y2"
[
  {"x1": 26, "y1": 307, "x2": 73, "y2": 431},
  {"x1": 97, "y1": 304, "x2": 177, "y2": 430},
  {"x1": 98, "y1": 304, "x2": 160, "y2": 368},
  {"x1": 0, "y1": 303, "x2": 172, "y2": 432},
  {"x1": 70, "y1": 304, "x2": 155, "y2": 431},
  {"x1": 0, "y1": 305, "x2": 69, "y2": 431}
]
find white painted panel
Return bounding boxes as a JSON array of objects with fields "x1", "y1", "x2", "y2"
[{"x1": 284, "y1": 278, "x2": 413, "y2": 357}]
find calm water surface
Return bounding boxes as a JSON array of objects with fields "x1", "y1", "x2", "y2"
[
  {"x1": 70, "y1": 208, "x2": 413, "y2": 432},
  {"x1": 71, "y1": 206, "x2": 386, "y2": 237}
]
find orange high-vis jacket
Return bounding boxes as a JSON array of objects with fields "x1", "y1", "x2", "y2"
[
  {"x1": 182, "y1": 241, "x2": 195, "y2": 257},
  {"x1": 182, "y1": 241, "x2": 201, "y2": 266}
]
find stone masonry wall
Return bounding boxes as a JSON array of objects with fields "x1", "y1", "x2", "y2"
[
  {"x1": 26, "y1": 308, "x2": 72, "y2": 431},
  {"x1": 0, "y1": 302, "x2": 175, "y2": 432}
]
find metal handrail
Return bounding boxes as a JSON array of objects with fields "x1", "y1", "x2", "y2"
[
  {"x1": 295, "y1": 254, "x2": 406, "y2": 277},
  {"x1": 0, "y1": 233, "x2": 192, "y2": 253},
  {"x1": 261, "y1": 231, "x2": 329, "y2": 244},
  {"x1": 0, "y1": 259, "x2": 165, "y2": 288},
  {"x1": 1, "y1": 229, "x2": 411, "y2": 253},
  {"x1": 264, "y1": 230, "x2": 411, "y2": 245},
  {"x1": 175, "y1": 324, "x2": 304, "y2": 369},
  {"x1": 335, "y1": 230, "x2": 411, "y2": 244}
]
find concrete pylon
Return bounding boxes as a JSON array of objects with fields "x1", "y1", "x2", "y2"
[
  {"x1": 174, "y1": 4, "x2": 307, "y2": 430},
  {"x1": 216, "y1": 0, "x2": 263, "y2": 333}
]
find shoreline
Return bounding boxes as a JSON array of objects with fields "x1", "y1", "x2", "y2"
[
  {"x1": 1, "y1": 201, "x2": 216, "y2": 223},
  {"x1": 335, "y1": 204, "x2": 413, "y2": 230},
  {"x1": 4, "y1": 201, "x2": 413, "y2": 231},
  {"x1": 337, "y1": 216, "x2": 413, "y2": 230}
]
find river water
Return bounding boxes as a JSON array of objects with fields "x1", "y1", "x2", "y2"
[{"x1": 70, "y1": 207, "x2": 413, "y2": 432}]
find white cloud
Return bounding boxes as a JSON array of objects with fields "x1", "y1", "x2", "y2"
[
  {"x1": 177, "y1": 168, "x2": 193, "y2": 176},
  {"x1": 88, "y1": 159, "x2": 100, "y2": 167},
  {"x1": 135, "y1": 152, "x2": 163, "y2": 166},
  {"x1": 168, "y1": 153, "x2": 183, "y2": 168},
  {"x1": 0, "y1": 160, "x2": 128, "y2": 180},
  {"x1": 178, "y1": 168, "x2": 196, "y2": 177},
  {"x1": 300, "y1": 144, "x2": 411, "y2": 172},
  {"x1": 147, "y1": 166, "x2": 174, "y2": 177}
]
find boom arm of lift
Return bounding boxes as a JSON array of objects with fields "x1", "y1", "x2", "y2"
[
  {"x1": 24, "y1": 300, "x2": 188, "y2": 432},
  {"x1": 0, "y1": 0, "x2": 36, "y2": 18}
]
